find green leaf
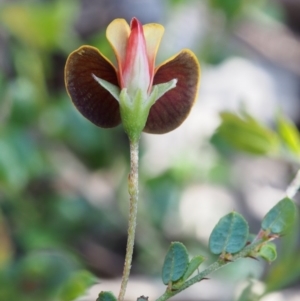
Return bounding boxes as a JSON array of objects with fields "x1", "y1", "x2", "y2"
[
  {"x1": 277, "y1": 113, "x2": 300, "y2": 155},
  {"x1": 209, "y1": 212, "x2": 249, "y2": 255},
  {"x1": 162, "y1": 242, "x2": 189, "y2": 285},
  {"x1": 58, "y1": 270, "x2": 97, "y2": 301},
  {"x1": 261, "y1": 197, "x2": 297, "y2": 234},
  {"x1": 259, "y1": 243, "x2": 277, "y2": 263},
  {"x1": 96, "y1": 291, "x2": 117, "y2": 301},
  {"x1": 216, "y1": 112, "x2": 279, "y2": 155},
  {"x1": 182, "y1": 255, "x2": 205, "y2": 281}
]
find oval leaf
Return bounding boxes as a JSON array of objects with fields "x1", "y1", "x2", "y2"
[
  {"x1": 259, "y1": 243, "x2": 277, "y2": 263},
  {"x1": 59, "y1": 270, "x2": 96, "y2": 301},
  {"x1": 261, "y1": 197, "x2": 297, "y2": 234},
  {"x1": 277, "y1": 113, "x2": 300, "y2": 156},
  {"x1": 216, "y1": 112, "x2": 279, "y2": 155},
  {"x1": 162, "y1": 242, "x2": 189, "y2": 285},
  {"x1": 209, "y1": 212, "x2": 249, "y2": 255},
  {"x1": 182, "y1": 255, "x2": 205, "y2": 281},
  {"x1": 97, "y1": 291, "x2": 117, "y2": 301}
]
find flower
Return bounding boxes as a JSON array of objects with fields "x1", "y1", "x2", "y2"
[{"x1": 65, "y1": 17, "x2": 200, "y2": 141}]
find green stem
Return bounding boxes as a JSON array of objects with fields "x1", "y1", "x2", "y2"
[
  {"x1": 155, "y1": 239, "x2": 265, "y2": 301},
  {"x1": 118, "y1": 140, "x2": 139, "y2": 301}
]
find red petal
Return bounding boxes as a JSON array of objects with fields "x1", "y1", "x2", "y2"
[
  {"x1": 144, "y1": 50, "x2": 200, "y2": 134},
  {"x1": 122, "y1": 18, "x2": 151, "y2": 92},
  {"x1": 65, "y1": 46, "x2": 121, "y2": 128}
]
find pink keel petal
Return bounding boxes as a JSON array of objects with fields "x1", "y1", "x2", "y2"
[
  {"x1": 65, "y1": 46, "x2": 121, "y2": 128},
  {"x1": 122, "y1": 17, "x2": 151, "y2": 94}
]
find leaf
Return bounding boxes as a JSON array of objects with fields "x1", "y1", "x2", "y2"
[
  {"x1": 277, "y1": 113, "x2": 300, "y2": 156},
  {"x1": 209, "y1": 212, "x2": 249, "y2": 255},
  {"x1": 216, "y1": 112, "x2": 279, "y2": 155},
  {"x1": 259, "y1": 243, "x2": 277, "y2": 263},
  {"x1": 162, "y1": 242, "x2": 189, "y2": 285},
  {"x1": 181, "y1": 255, "x2": 205, "y2": 281},
  {"x1": 261, "y1": 197, "x2": 297, "y2": 234},
  {"x1": 97, "y1": 291, "x2": 117, "y2": 301},
  {"x1": 58, "y1": 270, "x2": 97, "y2": 301}
]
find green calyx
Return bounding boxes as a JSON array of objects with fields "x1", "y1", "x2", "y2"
[
  {"x1": 93, "y1": 75, "x2": 177, "y2": 142},
  {"x1": 119, "y1": 88, "x2": 153, "y2": 142}
]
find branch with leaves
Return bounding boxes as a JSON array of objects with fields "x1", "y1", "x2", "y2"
[{"x1": 96, "y1": 196, "x2": 297, "y2": 301}]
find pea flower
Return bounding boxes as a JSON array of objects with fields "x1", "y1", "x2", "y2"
[{"x1": 65, "y1": 17, "x2": 200, "y2": 142}]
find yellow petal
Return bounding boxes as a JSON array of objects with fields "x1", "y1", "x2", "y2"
[
  {"x1": 143, "y1": 23, "x2": 164, "y2": 73},
  {"x1": 144, "y1": 49, "x2": 200, "y2": 134},
  {"x1": 106, "y1": 18, "x2": 130, "y2": 71},
  {"x1": 65, "y1": 46, "x2": 121, "y2": 128}
]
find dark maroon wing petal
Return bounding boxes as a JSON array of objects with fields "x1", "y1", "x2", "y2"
[
  {"x1": 144, "y1": 50, "x2": 200, "y2": 134},
  {"x1": 65, "y1": 46, "x2": 121, "y2": 128}
]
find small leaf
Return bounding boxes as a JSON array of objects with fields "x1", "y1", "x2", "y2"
[
  {"x1": 259, "y1": 243, "x2": 277, "y2": 263},
  {"x1": 215, "y1": 112, "x2": 279, "y2": 155},
  {"x1": 182, "y1": 255, "x2": 205, "y2": 281},
  {"x1": 277, "y1": 113, "x2": 300, "y2": 155},
  {"x1": 209, "y1": 212, "x2": 249, "y2": 255},
  {"x1": 261, "y1": 197, "x2": 297, "y2": 234},
  {"x1": 97, "y1": 291, "x2": 117, "y2": 301},
  {"x1": 162, "y1": 242, "x2": 189, "y2": 285},
  {"x1": 59, "y1": 270, "x2": 97, "y2": 301}
]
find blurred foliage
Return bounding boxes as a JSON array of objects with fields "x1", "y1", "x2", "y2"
[
  {"x1": 0, "y1": 0, "x2": 299, "y2": 301},
  {"x1": 0, "y1": 1, "x2": 129, "y2": 300},
  {"x1": 213, "y1": 111, "x2": 300, "y2": 162},
  {"x1": 212, "y1": 112, "x2": 280, "y2": 155}
]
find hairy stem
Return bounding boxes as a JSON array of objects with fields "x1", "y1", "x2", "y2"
[
  {"x1": 118, "y1": 140, "x2": 139, "y2": 301},
  {"x1": 155, "y1": 239, "x2": 265, "y2": 301}
]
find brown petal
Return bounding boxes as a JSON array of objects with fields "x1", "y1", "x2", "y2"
[
  {"x1": 65, "y1": 46, "x2": 121, "y2": 128},
  {"x1": 144, "y1": 49, "x2": 200, "y2": 134}
]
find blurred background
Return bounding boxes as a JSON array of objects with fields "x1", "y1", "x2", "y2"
[{"x1": 1, "y1": 0, "x2": 300, "y2": 300}]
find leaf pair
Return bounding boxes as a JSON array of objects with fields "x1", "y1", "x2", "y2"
[
  {"x1": 162, "y1": 242, "x2": 204, "y2": 286},
  {"x1": 214, "y1": 111, "x2": 300, "y2": 158},
  {"x1": 209, "y1": 197, "x2": 297, "y2": 257}
]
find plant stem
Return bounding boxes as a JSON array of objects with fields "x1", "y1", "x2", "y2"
[
  {"x1": 118, "y1": 140, "x2": 139, "y2": 301},
  {"x1": 155, "y1": 239, "x2": 265, "y2": 301},
  {"x1": 286, "y1": 168, "x2": 300, "y2": 198}
]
